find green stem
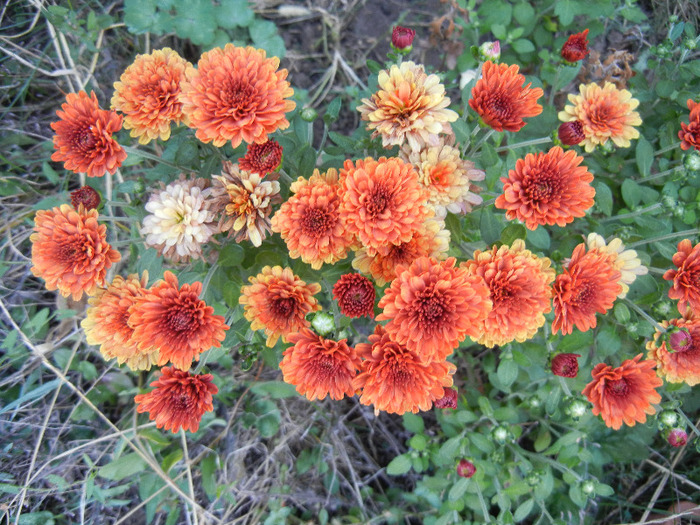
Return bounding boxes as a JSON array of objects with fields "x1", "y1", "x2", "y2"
[
  {"x1": 122, "y1": 146, "x2": 184, "y2": 170},
  {"x1": 467, "y1": 128, "x2": 496, "y2": 157},
  {"x1": 627, "y1": 228, "x2": 698, "y2": 248},
  {"x1": 495, "y1": 136, "x2": 552, "y2": 152},
  {"x1": 474, "y1": 482, "x2": 493, "y2": 523},
  {"x1": 638, "y1": 164, "x2": 681, "y2": 183},
  {"x1": 599, "y1": 202, "x2": 662, "y2": 222},
  {"x1": 624, "y1": 298, "x2": 665, "y2": 333}
]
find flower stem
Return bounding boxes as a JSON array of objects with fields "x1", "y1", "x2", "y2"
[
  {"x1": 627, "y1": 229, "x2": 698, "y2": 248},
  {"x1": 599, "y1": 202, "x2": 662, "y2": 222},
  {"x1": 495, "y1": 136, "x2": 552, "y2": 152},
  {"x1": 624, "y1": 298, "x2": 665, "y2": 333},
  {"x1": 467, "y1": 128, "x2": 496, "y2": 157},
  {"x1": 474, "y1": 482, "x2": 492, "y2": 523},
  {"x1": 637, "y1": 164, "x2": 681, "y2": 183},
  {"x1": 122, "y1": 145, "x2": 183, "y2": 170}
]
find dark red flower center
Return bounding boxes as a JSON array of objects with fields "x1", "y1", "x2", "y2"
[
  {"x1": 302, "y1": 207, "x2": 332, "y2": 237},
  {"x1": 74, "y1": 126, "x2": 96, "y2": 149},
  {"x1": 523, "y1": 167, "x2": 562, "y2": 205},
  {"x1": 366, "y1": 186, "x2": 392, "y2": 217},
  {"x1": 416, "y1": 292, "x2": 446, "y2": 326},
  {"x1": 221, "y1": 80, "x2": 256, "y2": 118},
  {"x1": 606, "y1": 378, "x2": 629, "y2": 396},
  {"x1": 167, "y1": 300, "x2": 201, "y2": 333},
  {"x1": 272, "y1": 297, "x2": 296, "y2": 318}
]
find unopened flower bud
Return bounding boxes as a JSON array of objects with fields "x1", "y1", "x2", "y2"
[
  {"x1": 526, "y1": 470, "x2": 542, "y2": 487},
  {"x1": 667, "y1": 428, "x2": 688, "y2": 447},
  {"x1": 684, "y1": 152, "x2": 700, "y2": 172},
  {"x1": 561, "y1": 29, "x2": 590, "y2": 63},
  {"x1": 581, "y1": 480, "x2": 596, "y2": 496},
  {"x1": 684, "y1": 38, "x2": 698, "y2": 51},
  {"x1": 457, "y1": 459, "x2": 476, "y2": 478},
  {"x1": 551, "y1": 353, "x2": 581, "y2": 378},
  {"x1": 434, "y1": 387, "x2": 458, "y2": 409},
  {"x1": 311, "y1": 312, "x2": 334, "y2": 336},
  {"x1": 70, "y1": 186, "x2": 101, "y2": 210},
  {"x1": 300, "y1": 108, "x2": 318, "y2": 122},
  {"x1": 479, "y1": 41, "x2": 501, "y2": 61},
  {"x1": 558, "y1": 121, "x2": 585, "y2": 146},
  {"x1": 658, "y1": 410, "x2": 679, "y2": 429},
  {"x1": 669, "y1": 328, "x2": 692, "y2": 353},
  {"x1": 491, "y1": 425, "x2": 510, "y2": 445},
  {"x1": 564, "y1": 397, "x2": 589, "y2": 420},
  {"x1": 391, "y1": 26, "x2": 416, "y2": 51}
]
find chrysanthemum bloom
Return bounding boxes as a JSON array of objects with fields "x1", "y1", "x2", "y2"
[
  {"x1": 391, "y1": 26, "x2": 416, "y2": 50},
  {"x1": 280, "y1": 329, "x2": 361, "y2": 401},
  {"x1": 82, "y1": 273, "x2": 159, "y2": 371},
  {"x1": 462, "y1": 240, "x2": 555, "y2": 347},
  {"x1": 553, "y1": 243, "x2": 622, "y2": 335},
  {"x1": 457, "y1": 459, "x2": 476, "y2": 478},
  {"x1": 353, "y1": 325, "x2": 455, "y2": 415},
  {"x1": 434, "y1": 387, "x2": 458, "y2": 409},
  {"x1": 551, "y1": 353, "x2": 581, "y2": 378},
  {"x1": 561, "y1": 29, "x2": 590, "y2": 63},
  {"x1": 582, "y1": 354, "x2": 662, "y2": 430},
  {"x1": 179, "y1": 44, "x2": 295, "y2": 148},
  {"x1": 210, "y1": 161, "x2": 280, "y2": 247},
  {"x1": 129, "y1": 271, "x2": 229, "y2": 371},
  {"x1": 30, "y1": 204, "x2": 121, "y2": 301},
  {"x1": 50, "y1": 90, "x2": 127, "y2": 178},
  {"x1": 468, "y1": 61, "x2": 543, "y2": 133},
  {"x1": 70, "y1": 186, "x2": 101, "y2": 211},
  {"x1": 646, "y1": 318, "x2": 700, "y2": 386},
  {"x1": 339, "y1": 157, "x2": 431, "y2": 256},
  {"x1": 586, "y1": 233, "x2": 647, "y2": 299},
  {"x1": 140, "y1": 177, "x2": 217, "y2": 262},
  {"x1": 668, "y1": 428, "x2": 688, "y2": 447},
  {"x1": 558, "y1": 120, "x2": 585, "y2": 146},
  {"x1": 399, "y1": 138, "x2": 484, "y2": 217},
  {"x1": 332, "y1": 273, "x2": 376, "y2": 318},
  {"x1": 495, "y1": 146, "x2": 595, "y2": 230},
  {"x1": 239, "y1": 266, "x2": 321, "y2": 347},
  {"x1": 377, "y1": 257, "x2": 492, "y2": 362},
  {"x1": 352, "y1": 218, "x2": 450, "y2": 286},
  {"x1": 664, "y1": 239, "x2": 700, "y2": 315},
  {"x1": 357, "y1": 61, "x2": 458, "y2": 150},
  {"x1": 111, "y1": 48, "x2": 190, "y2": 144},
  {"x1": 679, "y1": 99, "x2": 700, "y2": 152},
  {"x1": 238, "y1": 139, "x2": 283, "y2": 175},
  {"x1": 134, "y1": 367, "x2": 218, "y2": 433},
  {"x1": 558, "y1": 82, "x2": 642, "y2": 153},
  {"x1": 271, "y1": 168, "x2": 354, "y2": 269}
]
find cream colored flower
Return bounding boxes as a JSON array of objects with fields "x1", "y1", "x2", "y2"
[
  {"x1": 357, "y1": 61, "x2": 458, "y2": 151},
  {"x1": 586, "y1": 233, "x2": 648, "y2": 298},
  {"x1": 400, "y1": 137, "x2": 484, "y2": 217},
  {"x1": 140, "y1": 177, "x2": 217, "y2": 262},
  {"x1": 210, "y1": 161, "x2": 280, "y2": 247}
]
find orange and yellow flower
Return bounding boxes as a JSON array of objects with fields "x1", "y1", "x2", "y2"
[
  {"x1": 357, "y1": 61, "x2": 458, "y2": 150},
  {"x1": 82, "y1": 272, "x2": 158, "y2": 371},
  {"x1": 111, "y1": 48, "x2": 190, "y2": 144},
  {"x1": 179, "y1": 44, "x2": 295, "y2": 148},
  {"x1": 495, "y1": 146, "x2": 595, "y2": 230},
  {"x1": 377, "y1": 257, "x2": 492, "y2": 362},
  {"x1": 558, "y1": 82, "x2": 642, "y2": 152},
  {"x1": 30, "y1": 204, "x2": 121, "y2": 301},
  {"x1": 51, "y1": 91, "x2": 126, "y2": 178},
  {"x1": 280, "y1": 329, "x2": 361, "y2": 401},
  {"x1": 582, "y1": 354, "x2": 662, "y2": 430},
  {"x1": 129, "y1": 271, "x2": 228, "y2": 371},
  {"x1": 647, "y1": 318, "x2": 700, "y2": 386},
  {"x1": 469, "y1": 61, "x2": 543, "y2": 132},
  {"x1": 462, "y1": 240, "x2": 555, "y2": 348},
  {"x1": 353, "y1": 325, "x2": 455, "y2": 415},
  {"x1": 586, "y1": 233, "x2": 647, "y2": 299},
  {"x1": 239, "y1": 266, "x2": 321, "y2": 347},
  {"x1": 679, "y1": 99, "x2": 700, "y2": 152},
  {"x1": 339, "y1": 157, "x2": 431, "y2": 256},
  {"x1": 664, "y1": 239, "x2": 700, "y2": 315},
  {"x1": 553, "y1": 243, "x2": 622, "y2": 335},
  {"x1": 271, "y1": 168, "x2": 354, "y2": 269},
  {"x1": 135, "y1": 367, "x2": 218, "y2": 433}
]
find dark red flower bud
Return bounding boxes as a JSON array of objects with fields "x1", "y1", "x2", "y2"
[
  {"x1": 70, "y1": 186, "x2": 101, "y2": 210},
  {"x1": 669, "y1": 329, "x2": 692, "y2": 353},
  {"x1": 392, "y1": 26, "x2": 416, "y2": 50},
  {"x1": 457, "y1": 459, "x2": 476, "y2": 478},
  {"x1": 667, "y1": 428, "x2": 688, "y2": 448},
  {"x1": 561, "y1": 29, "x2": 590, "y2": 63},
  {"x1": 238, "y1": 140, "x2": 283, "y2": 176},
  {"x1": 333, "y1": 273, "x2": 376, "y2": 318},
  {"x1": 434, "y1": 387, "x2": 458, "y2": 409},
  {"x1": 558, "y1": 120, "x2": 585, "y2": 146},
  {"x1": 551, "y1": 353, "x2": 581, "y2": 378}
]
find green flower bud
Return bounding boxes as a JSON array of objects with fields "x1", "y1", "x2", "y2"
[
  {"x1": 683, "y1": 152, "x2": 700, "y2": 172},
  {"x1": 658, "y1": 409, "x2": 679, "y2": 429},
  {"x1": 300, "y1": 108, "x2": 318, "y2": 122},
  {"x1": 491, "y1": 425, "x2": 511, "y2": 445},
  {"x1": 581, "y1": 480, "x2": 596, "y2": 496},
  {"x1": 311, "y1": 312, "x2": 335, "y2": 336}
]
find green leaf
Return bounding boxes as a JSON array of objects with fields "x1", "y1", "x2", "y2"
[
  {"x1": 436, "y1": 436, "x2": 462, "y2": 466},
  {"x1": 448, "y1": 478, "x2": 470, "y2": 502},
  {"x1": 596, "y1": 483, "x2": 615, "y2": 497},
  {"x1": 635, "y1": 136, "x2": 653, "y2": 177},
  {"x1": 501, "y1": 224, "x2": 527, "y2": 245},
  {"x1": 249, "y1": 19, "x2": 286, "y2": 58},
  {"x1": 409, "y1": 434, "x2": 428, "y2": 452},
  {"x1": 250, "y1": 381, "x2": 299, "y2": 399},
  {"x1": 554, "y1": 0, "x2": 576, "y2": 26},
  {"x1": 526, "y1": 226, "x2": 550, "y2": 249},
  {"x1": 324, "y1": 97, "x2": 342, "y2": 124},
  {"x1": 172, "y1": 0, "x2": 216, "y2": 45},
  {"x1": 534, "y1": 429, "x2": 552, "y2": 452},
  {"x1": 620, "y1": 6, "x2": 647, "y2": 22},
  {"x1": 123, "y1": 0, "x2": 159, "y2": 34},
  {"x1": 218, "y1": 244, "x2": 245, "y2": 267},
  {"x1": 1, "y1": 379, "x2": 61, "y2": 415},
  {"x1": 513, "y1": 2, "x2": 535, "y2": 26},
  {"x1": 622, "y1": 179, "x2": 644, "y2": 207},
  {"x1": 497, "y1": 359, "x2": 518, "y2": 388},
  {"x1": 514, "y1": 498, "x2": 534, "y2": 522},
  {"x1": 452, "y1": 118, "x2": 471, "y2": 144},
  {"x1": 669, "y1": 22, "x2": 685, "y2": 42},
  {"x1": 403, "y1": 413, "x2": 425, "y2": 434},
  {"x1": 480, "y1": 210, "x2": 501, "y2": 245},
  {"x1": 216, "y1": 0, "x2": 254, "y2": 28},
  {"x1": 386, "y1": 454, "x2": 412, "y2": 475},
  {"x1": 593, "y1": 181, "x2": 613, "y2": 216},
  {"x1": 478, "y1": 396, "x2": 493, "y2": 417},
  {"x1": 41, "y1": 162, "x2": 59, "y2": 184},
  {"x1": 492, "y1": 24, "x2": 507, "y2": 41},
  {"x1": 98, "y1": 453, "x2": 147, "y2": 481},
  {"x1": 512, "y1": 39, "x2": 535, "y2": 54},
  {"x1": 161, "y1": 450, "x2": 183, "y2": 474}
]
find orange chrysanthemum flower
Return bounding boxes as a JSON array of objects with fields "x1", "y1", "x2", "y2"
[
  {"x1": 377, "y1": 257, "x2": 492, "y2": 362},
  {"x1": 332, "y1": 273, "x2": 376, "y2": 318},
  {"x1": 50, "y1": 91, "x2": 127, "y2": 178},
  {"x1": 134, "y1": 367, "x2": 218, "y2": 433},
  {"x1": 238, "y1": 139, "x2": 283, "y2": 175},
  {"x1": 271, "y1": 169, "x2": 354, "y2": 269},
  {"x1": 468, "y1": 61, "x2": 543, "y2": 132},
  {"x1": 679, "y1": 99, "x2": 700, "y2": 152},
  {"x1": 357, "y1": 61, "x2": 458, "y2": 150},
  {"x1": 129, "y1": 271, "x2": 229, "y2": 371},
  {"x1": 582, "y1": 354, "x2": 662, "y2": 430},
  {"x1": 30, "y1": 204, "x2": 121, "y2": 301},
  {"x1": 280, "y1": 329, "x2": 361, "y2": 401},
  {"x1": 558, "y1": 82, "x2": 642, "y2": 153},
  {"x1": 179, "y1": 44, "x2": 295, "y2": 148},
  {"x1": 82, "y1": 272, "x2": 158, "y2": 371},
  {"x1": 353, "y1": 325, "x2": 455, "y2": 415},
  {"x1": 647, "y1": 318, "x2": 700, "y2": 386},
  {"x1": 352, "y1": 218, "x2": 450, "y2": 286},
  {"x1": 664, "y1": 239, "x2": 700, "y2": 315},
  {"x1": 339, "y1": 157, "x2": 431, "y2": 256},
  {"x1": 111, "y1": 48, "x2": 190, "y2": 144},
  {"x1": 495, "y1": 146, "x2": 595, "y2": 230},
  {"x1": 552, "y1": 243, "x2": 622, "y2": 335},
  {"x1": 462, "y1": 240, "x2": 555, "y2": 348},
  {"x1": 239, "y1": 266, "x2": 321, "y2": 347}
]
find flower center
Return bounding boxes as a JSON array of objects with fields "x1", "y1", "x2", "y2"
[
  {"x1": 606, "y1": 378, "x2": 629, "y2": 396},
  {"x1": 167, "y1": 303, "x2": 198, "y2": 332},
  {"x1": 523, "y1": 168, "x2": 560, "y2": 204},
  {"x1": 272, "y1": 297, "x2": 296, "y2": 318},
  {"x1": 301, "y1": 208, "x2": 331, "y2": 237},
  {"x1": 172, "y1": 392, "x2": 193, "y2": 412},
  {"x1": 222, "y1": 80, "x2": 256, "y2": 118},
  {"x1": 75, "y1": 127, "x2": 96, "y2": 149},
  {"x1": 366, "y1": 185, "x2": 392, "y2": 217},
  {"x1": 416, "y1": 292, "x2": 446, "y2": 326},
  {"x1": 487, "y1": 92, "x2": 513, "y2": 120}
]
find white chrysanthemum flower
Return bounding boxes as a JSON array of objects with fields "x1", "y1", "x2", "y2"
[
  {"x1": 586, "y1": 233, "x2": 648, "y2": 298},
  {"x1": 141, "y1": 177, "x2": 217, "y2": 262}
]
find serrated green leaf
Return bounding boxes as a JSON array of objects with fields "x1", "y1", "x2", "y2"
[
  {"x1": 409, "y1": 434, "x2": 428, "y2": 452},
  {"x1": 513, "y1": 2, "x2": 535, "y2": 26},
  {"x1": 593, "y1": 181, "x2": 613, "y2": 216},
  {"x1": 98, "y1": 453, "x2": 147, "y2": 481},
  {"x1": 448, "y1": 477, "x2": 470, "y2": 502},
  {"x1": 512, "y1": 39, "x2": 535, "y2": 54},
  {"x1": 501, "y1": 224, "x2": 527, "y2": 245},
  {"x1": 218, "y1": 244, "x2": 245, "y2": 267},
  {"x1": 386, "y1": 454, "x2": 412, "y2": 475},
  {"x1": 324, "y1": 97, "x2": 342, "y2": 124},
  {"x1": 554, "y1": 0, "x2": 576, "y2": 26},
  {"x1": 403, "y1": 412, "x2": 425, "y2": 434},
  {"x1": 216, "y1": 0, "x2": 254, "y2": 28},
  {"x1": 497, "y1": 359, "x2": 518, "y2": 388},
  {"x1": 436, "y1": 436, "x2": 462, "y2": 466},
  {"x1": 201, "y1": 453, "x2": 218, "y2": 500}
]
